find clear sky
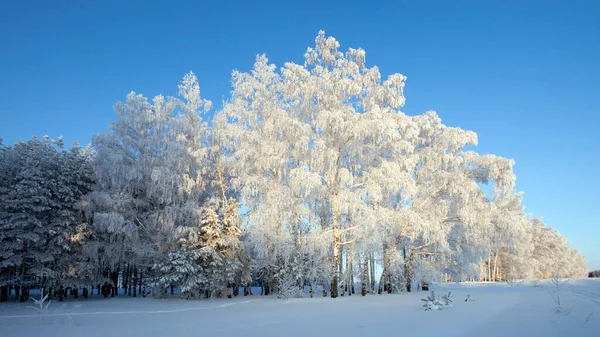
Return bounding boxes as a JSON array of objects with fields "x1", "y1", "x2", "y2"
[{"x1": 1, "y1": 0, "x2": 598, "y2": 269}]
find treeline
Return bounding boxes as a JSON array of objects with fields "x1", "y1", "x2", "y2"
[{"x1": 0, "y1": 32, "x2": 588, "y2": 302}]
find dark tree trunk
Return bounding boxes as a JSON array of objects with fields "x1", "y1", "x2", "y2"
[
  {"x1": 74, "y1": 287, "x2": 79, "y2": 299},
  {"x1": 0, "y1": 286, "x2": 7, "y2": 302},
  {"x1": 83, "y1": 288, "x2": 88, "y2": 299},
  {"x1": 127, "y1": 267, "x2": 132, "y2": 296},
  {"x1": 19, "y1": 287, "x2": 29, "y2": 302},
  {"x1": 138, "y1": 271, "x2": 143, "y2": 296},
  {"x1": 97, "y1": 284, "x2": 101, "y2": 295},
  {"x1": 14, "y1": 286, "x2": 20, "y2": 301},
  {"x1": 133, "y1": 268, "x2": 137, "y2": 297},
  {"x1": 111, "y1": 268, "x2": 119, "y2": 297},
  {"x1": 322, "y1": 282, "x2": 327, "y2": 297},
  {"x1": 170, "y1": 285, "x2": 174, "y2": 295},
  {"x1": 243, "y1": 284, "x2": 249, "y2": 296},
  {"x1": 123, "y1": 265, "x2": 129, "y2": 294}
]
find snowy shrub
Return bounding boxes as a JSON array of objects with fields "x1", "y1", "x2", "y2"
[
  {"x1": 421, "y1": 291, "x2": 453, "y2": 311},
  {"x1": 26, "y1": 289, "x2": 51, "y2": 322},
  {"x1": 422, "y1": 292, "x2": 442, "y2": 311},
  {"x1": 465, "y1": 294, "x2": 474, "y2": 302},
  {"x1": 505, "y1": 275, "x2": 524, "y2": 287}
]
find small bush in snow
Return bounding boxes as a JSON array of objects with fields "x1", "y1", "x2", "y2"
[
  {"x1": 465, "y1": 294, "x2": 475, "y2": 302},
  {"x1": 421, "y1": 291, "x2": 453, "y2": 311},
  {"x1": 26, "y1": 289, "x2": 51, "y2": 322},
  {"x1": 505, "y1": 275, "x2": 524, "y2": 287}
]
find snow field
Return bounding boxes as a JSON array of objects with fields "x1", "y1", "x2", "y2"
[{"x1": 1, "y1": 279, "x2": 599, "y2": 337}]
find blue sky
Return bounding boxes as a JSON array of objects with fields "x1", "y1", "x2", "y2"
[{"x1": 1, "y1": 0, "x2": 598, "y2": 269}]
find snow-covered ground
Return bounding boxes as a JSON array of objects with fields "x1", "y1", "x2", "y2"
[{"x1": 1, "y1": 279, "x2": 599, "y2": 337}]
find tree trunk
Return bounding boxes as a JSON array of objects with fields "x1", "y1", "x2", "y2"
[
  {"x1": 493, "y1": 252, "x2": 499, "y2": 282},
  {"x1": 405, "y1": 251, "x2": 414, "y2": 292},
  {"x1": 127, "y1": 268, "x2": 132, "y2": 296},
  {"x1": 139, "y1": 271, "x2": 143, "y2": 296},
  {"x1": 170, "y1": 285, "x2": 174, "y2": 295},
  {"x1": 20, "y1": 287, "x2": 29, "y2": 302},
  {"x1": 487, "y1": 252, "x2": 492, "y2": 282},
  {"x1": 83, "y1": 288, "x2": 88, "y2": 299},
  {"x1": 123, "y1": 264, "x2": 129, "y2": 294},
  {"x1": 346, "y1": 243, "x2": 353, "y2": 295},
  {"x1": 74, "y1": 287, "x2": 79, "y2": 299},
  {"x1": 111, "y1": 268, "x2": 119, "y2": 297},
  {"x1": 361, "y1": 253, "x2": 368, "y2": 296},
  {"x1": 331, "y1": 194, "x2": 341, "y2": 298},
  {"x1": 0, "y1": 286, "x2": 7, "y2": 302},
  {"x1": 369, "y1": 253, "x2": 375, "y2": 293},
  {"x1": 378, "y1": 245, "x2": 389, "y2": 294},
  {"x1": 133, "y1": 268, "x2": 137, "y2": 297},
  {"x1": 339, "y1": 245, "x2": 344, "y2": 297},
  {"x1": 233, "y1": 282, "x2": 239, "y2": 297}
]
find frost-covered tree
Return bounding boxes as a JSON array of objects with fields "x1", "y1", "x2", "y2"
[
  {"x1": 0, "y1": 136, "x2": 94, "y2": 301},
  {"x1": 89, "y1": 72, "x2": 212, "y2": 294}
]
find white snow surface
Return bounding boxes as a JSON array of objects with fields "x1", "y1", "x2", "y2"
[{"x1": 1, "y1": 279, "x2": 599, "y2": 337}]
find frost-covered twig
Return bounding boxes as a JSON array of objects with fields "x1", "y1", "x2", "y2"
[
  {"x1": 585, "y1": 312, "x2": 593, "y2": 325},
  {"x1": 26, "y1": 289, "x2": 51, "y2": 322},
  {"x1": 548, "y1": 268, "x2": 571, "y2": 315}
]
